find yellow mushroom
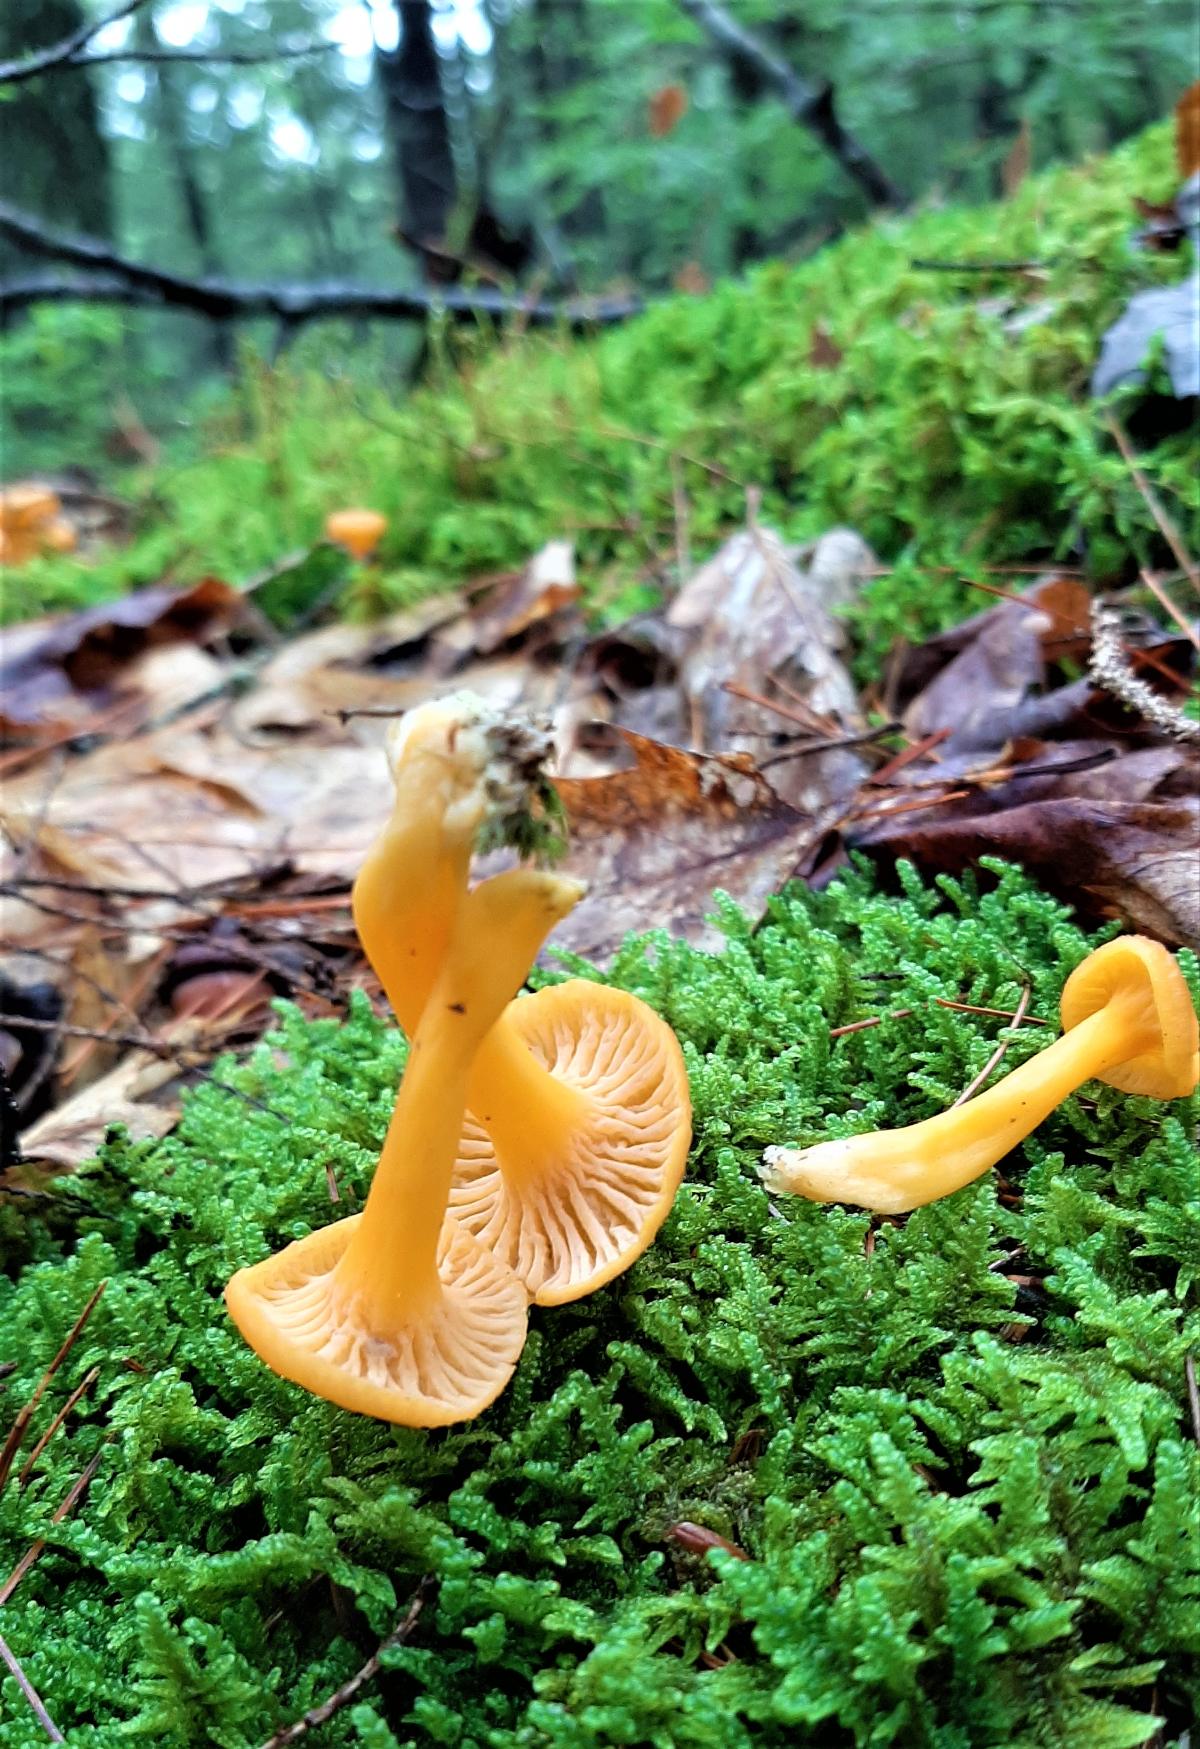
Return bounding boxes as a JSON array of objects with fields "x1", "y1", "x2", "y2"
[
  {"x1": 226, "y1": 696, "x2": 584, "y2": 1424},
  {"x1": 324, "y1": 507, "x2": 388, "y2": 561},
  {"x1": 353, "y1": 713, "x2": 691, "y2": 1307},
  {"x1": 761, "y1": 936, "x2": 1198, "y2": 1215},
  {"x1": 0, "y1": 485, "x2": 74, "y2": 565}
]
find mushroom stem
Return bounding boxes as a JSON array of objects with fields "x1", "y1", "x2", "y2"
[
  {"x1": 351, "y1": 712, "x2": 482, "y2": 1037},
  {"x1": 336, "y1": 867, "x2": 584, "y2": 1325},
  {"x1": 468, "y1": 1022, "x2": 590, "y2": 1177},
  {"x1": 763, "y1": 992, "x2": 1155, "y2": 1214}
]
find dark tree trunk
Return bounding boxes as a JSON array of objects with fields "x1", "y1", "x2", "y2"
[
  {"x1": 376, "y1": 0, "x2": 457, "y2": 263},
  {"x1": 0, "y1": 0, "x2": 113, "y2": 262},
  {"x1": 136, "y1": 10, "x2": 233, "y2": 369}
]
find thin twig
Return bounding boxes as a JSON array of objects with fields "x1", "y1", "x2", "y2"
[
  {"x1": 0, "y1": 1283, "x2": 106, "y2": 1496},
  {"x1": 829, "y1": 1009, "x2": 913, "y2": 1039},
  {"x1": 934, "y1": 997, "x2": 1049, "y2": 1026},
  {"x1": 1104, "y1": 410, "x2": 1200, "y2": 591},
  {"x1": 675, "y1": 0, "x2": 901, "y2": 205},
  {"x1": 258, "y1": 1576, "x2": 435, "y2": 1749},
  {"x1": 0, "y1": 1443, "x2": 108, "y2": 1607},
  {"x1": 0, "y1": 198, "x2": 643, "y2": 331},
  {"x1": 0, "y1": 0, "x2": 149, "y2": 85},
  {"x1": 0, "y1": 1631, "x2": 64, "y2": 1743},
  {"x1": 70, "y1": 39, "x2": 337, "y2": 70},
  {"x1": 759, "y1": 723, "x2": 900, "y2": 767},
  {"x1": 950, "y1": 985, "x2": 1032, "y2": 1108},
  {"x1": 18, "y1": 1367, "x2": 101, "y2": 1492},
  {"x1": 1139, "y1": 568, "x2": 1200, "y2": 652},
  {"x1": 867, "y1": 728, "x2": 951, "y2": 785}
]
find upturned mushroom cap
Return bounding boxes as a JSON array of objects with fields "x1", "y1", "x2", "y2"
[
  {"x1": 448, "y1": 980, "x2": 691, "y2": 1305},
  {"x1": 1060, "y1": 935, "x2": 1198, "y2": 1099},
  {"x1": 227, "y1": 860, "x2": 585, "y2": 1427},
  {"x1": 225, "y1": 1212, "x2": 529, "y2": 1426},
  {"x1": 1, "y1": 485, "x2": 61, "y2": 530},
  {"x1": 324, "y1": 507, "x2": 388, "y2": 559}
]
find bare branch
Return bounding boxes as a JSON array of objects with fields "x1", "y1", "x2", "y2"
[
  {"x1": 0, "y1": 0, "x2": 150, "y2": 86},
  {"x1": 62, "y1": 39, "x2": 338, "y2": 70},
  {"x1": 674, "y1": 0, "x2": 902, "y2": 208},
  {"x1": 0, "y1": 204, "x2": 643, "y2": 331}
]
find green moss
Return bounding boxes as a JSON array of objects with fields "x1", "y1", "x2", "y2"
[
  {"x1": 2, "y1": 860, "x2": 1197, "y2": 1746},
  {"x1": 7, "y1": 124, "x2": 1197, "y2": 662}
]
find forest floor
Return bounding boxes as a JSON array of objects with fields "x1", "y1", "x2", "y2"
[{"x1": 0, "y1": 114, "x2": 1198, "y2": 1749}]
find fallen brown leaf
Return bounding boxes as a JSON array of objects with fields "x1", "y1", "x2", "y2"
[
  {"x1": 851, "y1": 742, "x2": 1200, "y2": 948},
  {"x1": 553, "y1": 726, "x2": 809, "y2": 961},
  {"x1": 429, "y1": 540, "x2": 579, "y2": 673},
  {"x1": 1, "y1": 577, "x2": 238, "y2": 744},
  {"x1": 17, "y1": 1050, "x2": 180, "y2": 1169},
  {"x1": 666, "y1": 525, "x2": 871, "y2": 812}
]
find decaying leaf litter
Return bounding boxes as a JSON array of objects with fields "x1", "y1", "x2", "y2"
[
  {"x1": 1, "y1": 489, "x2": 1196, "y2": 1176},
  {"x1": 3, "y1": 98, "x2": 1200, "y2": 1178}
]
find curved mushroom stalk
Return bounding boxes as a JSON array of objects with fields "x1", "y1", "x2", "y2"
[
  {"x1": 352, "y1": 696, "x2": 559, "y2": 1040},
  {"x1": 449, "y1": 982, "x2": 691, "y2": 1306},
  {"x1": 353, "y1": 698, "x2": 692, "y2": 1310},
  {"x1": 226, "y1": 865, "x2": 584, "y2": 1426},
  {"x1": 762, "y1": 936, "x2": 1198, "y2": 1216}
]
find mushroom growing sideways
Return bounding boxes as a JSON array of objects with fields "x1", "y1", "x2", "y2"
[
  {"x1": 761, "y1": 936, "x2": 1198, "y2": 1215},
  {"x1": 354, "y1": 731, "x2": 692, "y2": 1307},
  {"x1": 226, "y1": 698, "x2": 586, "y2": 1424}
]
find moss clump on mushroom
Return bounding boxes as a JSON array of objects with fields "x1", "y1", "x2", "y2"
[{"x1": 2, "y1": 860, "x2": 1198, "y2": 1747}]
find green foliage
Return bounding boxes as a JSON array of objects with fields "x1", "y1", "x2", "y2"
[
  {"x1": 6, "y1": 125, "x2": 1196, "y2": 675},
  {"x1": 2, "y1": 860, "x2": 1197, "y2": 1746}
]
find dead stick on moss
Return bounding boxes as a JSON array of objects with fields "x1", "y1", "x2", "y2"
[
  {"x1": 17, "y1": 1366, "x2": 100, "y2": 1491},
  {"x1": 0, "y1": 1631, "x2": 64, "y2": 1744},
  {"x1": 1186, "y1": 1354, "x2": 1200, "y2": 1447},
  {"x1": 258, "y1": 1576, "x2": 435, "y2": 1749},
  {"x1": 1104, "y1": 410, "x2": 1200, "y2": 591},
  {"x1": 1140, "y1": 567, "x2": 1200, "y2": 652},
  {"x1": 951, "y1": 985, "x2": 1032, "y2": 1109},
  {"x1": 828, "y1": 1009, "x2": 914, "y2": 1039},
  {"x1": 934, "y1": 998, "x2": 1049, "y2": 1027},
  {"x1": 0, "y1": 1283, "x2": 105, "y2": 1496},
  {"x1": 0, "y1": 1443, "x2": 108, "y2": 1606}
]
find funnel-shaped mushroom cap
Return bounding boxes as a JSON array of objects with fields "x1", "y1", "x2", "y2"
[
  {"x1": 325, "y1": 507, "x2": 388, "y2": 559},
  {"x1": 225, "y1": 1213, "x2": 528, "y2": 1425},
  {"x1": 1060, "y1": 936, "x2": 1198, "y2": 1099},
  {"x1": 1, "y1": 485, "x2": 61, "y2": 529},
  {"x1": 449, "y1": 980, "x2": 691, "y2": 1305}
]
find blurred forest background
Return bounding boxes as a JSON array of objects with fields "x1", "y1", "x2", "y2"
[{"x1": 2, "y1": 0, "x2": 1196, "y2": 479}]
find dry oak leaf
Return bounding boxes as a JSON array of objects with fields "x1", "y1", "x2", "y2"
[
  {"x1": 552, "y1": 726, "x2": 808, "y2": 963},
  {"x1": 18, "y1": 1050, "x2": 181, "y2": 1169},
  {"x1": 852, "y1": 744, "x2": 1200, "y2": 949},
  {"x1": 666, "y1": 525, "x2": 870, "y2": 813},
  {"x1": 1, "y1": 577, "x2": 237, "y2": 743}
]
